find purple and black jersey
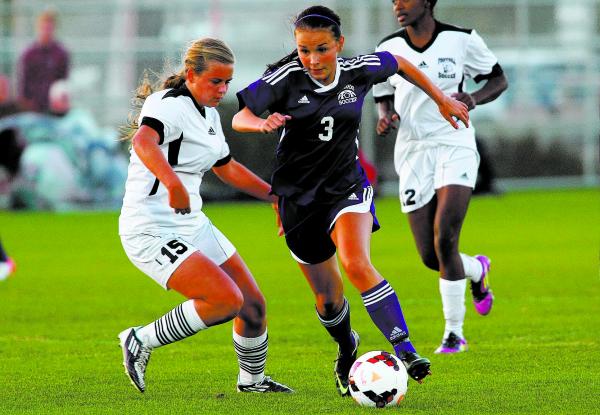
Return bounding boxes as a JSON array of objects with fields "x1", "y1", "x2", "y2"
[{"x1": 237, "y1": 51, "x2": 398, "y2": 206}]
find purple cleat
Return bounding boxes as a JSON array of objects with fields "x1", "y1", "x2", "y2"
[
  {"x1": 471, "y1": 255, "x2": 494, "y2": 315},
  {"x1": 434, "y1": 332, "x2": 468, "y2": 354}
]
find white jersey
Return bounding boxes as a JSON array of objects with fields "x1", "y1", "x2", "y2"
[
  {"x1": 119, "y1": 86, "x2": 230, "y2": 236},
  {"x1": 373, "y1": 21, "x2": 500, "y2": 151}
]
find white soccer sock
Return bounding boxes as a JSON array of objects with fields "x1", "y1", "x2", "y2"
[
  {"x1": 136, "y1": 299, "x2": 207, "y2": 349},
  {"x1": 460, "y1": 253, "x2": 483, "y2": 283},
  {"x1": 0, "y1": 262, "x2": 10, "y2": 281},
  {"x1": 233, "y1": 329, "x2": 268, "y2": 385},
  {"x1": 439, "y1": 278, "x2": 466, "y2": 339}
]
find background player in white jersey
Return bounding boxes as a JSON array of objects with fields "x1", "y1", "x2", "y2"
[
  {"x1": 118, "y1": 38, "x2": 292, "y2": 394},
  {"x1": 232, "y1": 5, "x2": 469, "y2": 395},
  {"x1": 374, "y1": 0, "x2": 508, "y2": 354}
]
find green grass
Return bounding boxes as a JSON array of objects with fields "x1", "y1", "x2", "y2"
[{"x1": 0, "y1": 189, "x2": 598, "y2": 414}]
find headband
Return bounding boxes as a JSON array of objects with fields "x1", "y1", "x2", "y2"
[{"x1": 294, "y1": 14, "x2": 340, "y2": 28}]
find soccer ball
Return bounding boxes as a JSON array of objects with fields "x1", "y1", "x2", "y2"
[{"x1": 348, "y1": 351, "x2": 408, "y2": 408}]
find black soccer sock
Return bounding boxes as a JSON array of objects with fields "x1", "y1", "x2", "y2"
[
  {"x1": 0, "y1": 240, "x2": 8, "y2": 262},
  {"x1": 316, "y1": 297, "x2": 355, "y2": 353}
]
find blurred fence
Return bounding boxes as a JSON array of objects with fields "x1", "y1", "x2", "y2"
[{"x1": 1, "y1": 0, "x2": 598, "y2": 199}]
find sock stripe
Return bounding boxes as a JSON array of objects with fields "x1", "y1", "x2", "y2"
[
  {"x1": 154, "y1": 319, "x2": 168, "y2": 345},
  {"x1": 236, "y1": 353, "x2": 268, "y2": 364},
  {"x1": 174, "y1": 305, "x2": 195, "y2": 337},
  {"x1": 234, "y1": 341, "x2": 268, "y2": 354},
  {"x1": 164, "y1": 309, "x2": 184, "y2": 343},
  {"x1": 362, "y1": 284, "x2": 394, "y2": 306},
  {"x1": 238, "y1": 362, "x2": 266, "y2": 374},
  {"x1": 317, "y1": 298, "x2": 349, "y2": 327},
  {"x1": 234, "y1": 337, "x2": 268, "y2": 379}
]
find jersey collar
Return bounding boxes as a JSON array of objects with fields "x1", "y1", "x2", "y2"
[
  {"x1": 163, "y1": 84, "x2": 206, "y2": 118},
  {"x1": 309, "y1": 60, "x2": 341, "y2": 93},
  {"x1": 400, "y1": 20, "x2": 443, "y2": 53}
]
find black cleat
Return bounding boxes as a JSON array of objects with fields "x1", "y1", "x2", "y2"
[
  {"x1": 237, "y1": 376, "x2": 294, "y2": 393},
  {"x1": 334, "y1": 330, "x2": 360, "y2": 396},
  {"x1": 118, "y1": 327, "x2": 152, "y2": 393},
  {"x1": 397, "y1": 351, "x2": 431, "y2": 383}
]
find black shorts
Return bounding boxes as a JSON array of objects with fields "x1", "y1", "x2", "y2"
[{"x1": 279, "y1": 183, "x2": 379, "y2": 265}]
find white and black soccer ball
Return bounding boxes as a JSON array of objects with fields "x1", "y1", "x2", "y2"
[{"x1": 348, "y1": 351, "x2": 408, "y2": 408}]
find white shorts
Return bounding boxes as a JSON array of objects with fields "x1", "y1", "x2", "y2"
[
  {"x1": 120, "y1": 221, "x2": 236, "y2": 289},
  {"x1": 396, "y1": 144, "x2": 480, "y2": 213}
]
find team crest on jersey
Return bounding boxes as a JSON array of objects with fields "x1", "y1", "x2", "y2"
[
  {"x1": 338, "y1": 84, "x2": 357, "y2": 105},
  {"x1": 438, "y1": 57, "x2": 456, "y2": 79}
]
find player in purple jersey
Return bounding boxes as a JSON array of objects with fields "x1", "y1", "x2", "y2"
[{"x1": 233, "y1": 5, "x2": 469, "y2": 396}]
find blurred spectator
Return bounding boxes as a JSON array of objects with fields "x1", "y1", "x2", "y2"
[
  {"x1": 0, "y1": 78, "x2": 127, "y2": 210},
  {"x1": 48, "y1": 79, "x2": 70, "y2": 117},
  {"x1": 0, "y1": 74, "x2": 26, "y2": 207},
  {"x1": 0, "y1": 74, "x2": 22, "y2": 117},
  {"x1": 16, "y1": 8, "x2": 70, "y2": 113},
  {"x1": 358, "y1": 149, "x2": 379, "y2": 190}
]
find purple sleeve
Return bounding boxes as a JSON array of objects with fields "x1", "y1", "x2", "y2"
[
  {"x1": 365, "y1": 51, "x2": 398, "y2": 85},
  {"x1": 236, "y1": 78, "x2": 278, "y2": 115}
]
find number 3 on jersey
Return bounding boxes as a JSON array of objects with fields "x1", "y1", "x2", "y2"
[{"x1": 318, "y1": 116, "x2": 334, "y2": 141}]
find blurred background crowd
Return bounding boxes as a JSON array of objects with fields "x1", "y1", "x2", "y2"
[{"x1": 0, "y1": 0, "x2": 598, "y2": 211}]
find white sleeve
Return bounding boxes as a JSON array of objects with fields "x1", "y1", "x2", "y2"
[
  {"x1": 139, "y1": 95, "x2": 183, "y2": 144},
  {"x1": 373, "y1": 76, "x2": 395, "y2": 99},
  {"x1": 463, "y1": 30, "x2": 498, "y2": 81}
]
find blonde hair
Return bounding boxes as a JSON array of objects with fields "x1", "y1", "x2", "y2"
[{"x1": 121, "y1": 38, "x2": 235, "y2": 140}]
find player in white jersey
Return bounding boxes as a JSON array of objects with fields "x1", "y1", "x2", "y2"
[
  {"x1": 117, "y1": 38, "x2": 292, "y2": 394},
  {"x1": 374, "y1": 0, "x2": 508, "y2": 353}
]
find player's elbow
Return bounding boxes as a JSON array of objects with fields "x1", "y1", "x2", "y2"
[
  {"x1": 231, "y1": 112, "x2": 242, "y2": 131},
  {"x1": 497, "y1": 74, "x2": 509, "y2": 94},
  {"x1": 232, "y1": 111, "x2": 250, "y2": 132}
]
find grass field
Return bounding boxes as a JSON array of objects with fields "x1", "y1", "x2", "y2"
[{"x1": 0, "y1": 188, "x2": 598, "y2": 414}]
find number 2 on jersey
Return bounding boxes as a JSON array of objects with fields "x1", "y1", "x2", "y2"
[{"x1": 318, "y1": 116, "x2": 334, "y2": 141}]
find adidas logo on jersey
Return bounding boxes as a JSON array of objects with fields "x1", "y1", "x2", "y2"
[
  {"x1": 347, "y1": 193, "x2": 359, "y2": 201},
  {"x1": 418, "y1": 61, "x2": 428, "y2": 69},
  {"x1": 208, "y1": 127, "x2": 216, "y2": 135},
  {"x1": 461, "y1": 172, "x2": 469, "y2": 180},
  {"x1": 298, "y1": 95, "x2": 310, "y2": 104},
  {"x1": 389, "y1": 326, "x2": 407, "y2": 342}
]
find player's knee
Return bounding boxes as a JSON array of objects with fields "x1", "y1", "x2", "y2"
[
  {"x1": 241, "y1": 292, "x2": 266, "y2": 327},
  {"x1": 341, "y1": 257, "x2": 372, "y2": 282},
  {"x1": 434, "y1": 232, "x2": 459, "y2": 258},
  {"x1": 421, "y1": 253, "x2": 439, "y2": 271},
  {"x1": 315, "y1": 296, "x2": 343, "y2": 318},
  {"x1": 219, "y1": 284, "x2": 244, "y2": 320}
]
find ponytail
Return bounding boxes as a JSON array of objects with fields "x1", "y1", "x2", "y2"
[
  {"x1": 119, "y1": 70, "x2": 185, "y2": 141},
  {"x1": 265, "y1": 50, "x2": 299, "y2": 75},
  {"x1": 162, "y1": 72, "x2": 186, "y2": 90}
]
